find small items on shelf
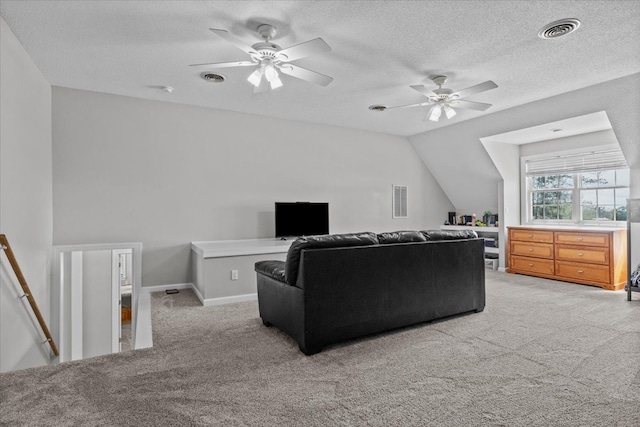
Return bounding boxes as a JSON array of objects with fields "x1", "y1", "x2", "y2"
[
  {"x1": 444, "y1": 211, "x2": 498, "y2": 227},
  {"x1": 451, "y1": 213, "x2": 498, "y2": 227}
]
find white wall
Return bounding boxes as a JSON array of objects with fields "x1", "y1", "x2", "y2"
[
  {"x1": 519, "y1": 129, "x2": 619, "y2": 158},
  {"x1": 479, "y1": 140, "x2": 519, "y2": 270},
  {"x1": 81, "y1": 250, "x2": 113, "y2": 359},
  {"x1": 52, "y1": 87, "x2": 453, "y2": 287},
  {"x1": 409, "y1": 73, "x2": 640, "y2": 214},
  {"x1": 0, "y1": 18, "x2": 53, "y2": 372}
]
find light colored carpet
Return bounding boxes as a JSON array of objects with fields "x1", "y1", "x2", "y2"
[{"x1": 1, "y1": 270, "x2": 639, "y2": 426}]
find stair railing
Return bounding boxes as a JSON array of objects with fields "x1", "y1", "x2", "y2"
[{"x1": 0, "y1": 234, "x2": 59, "y2": 356}]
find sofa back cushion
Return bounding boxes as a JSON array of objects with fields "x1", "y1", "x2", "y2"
[
  {"x1": 377, "y1": 230, "x2": 427, "y2": 244},
  {"x1": 285, "y1": 232, "x2": 379, "y2": 284},
  {"x1": 421, "y1": 229, "x2": 478, "y2": 240}
]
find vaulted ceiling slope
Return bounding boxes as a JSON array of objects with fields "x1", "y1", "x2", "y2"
[{"x1": 1, "y1": 1, "x2": 639, "y2": 137}]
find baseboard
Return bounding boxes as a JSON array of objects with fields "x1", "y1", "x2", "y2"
[
  {"x1": 140, "y1": 283, "x2": 193, "y2": 293},
  {"x1": 141, "y1": 283, "x2": 256, "y2": 307},
  {"x1": 190, "y1": 284, "x2": 205, "y2": 305},
  {"x1": 200, "y1": 293, "x2": 257, "y2": 307}
]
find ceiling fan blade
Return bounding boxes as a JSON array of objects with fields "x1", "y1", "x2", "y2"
[
  {"x1": 209, "y1": 28, "x2": 258, "y2": 56},
  {"x1": 277, "y1": 38, "x2": 331, "y2": 62},
  {"x1": 409, "y1": 85, "x2": 437, "y2": 98},
  {"x1": 279, "y1": 64, "x2": 333, "y2": 86},
  {"x1": 451, "y1": 81, "x2": 498, "y2": 99},
  {"x1": 385, "y1": 101, "x2": 432, "y2": 110},
  {"x1": 189, "y1": 60, "x2": 256, "y2": 68},
  {"x1": 451, "y1": 100, "x2": 493, "y2": 111}
]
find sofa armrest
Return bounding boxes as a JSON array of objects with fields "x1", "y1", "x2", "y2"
[{"x1": 255, "y1": 260, "x2": 287, "y2": 283}]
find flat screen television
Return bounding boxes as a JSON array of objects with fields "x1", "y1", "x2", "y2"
[{"x1": 275, "y1": 202, "x2": 329, "y2": 238}]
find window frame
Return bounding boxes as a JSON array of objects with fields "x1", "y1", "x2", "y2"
[{"x1": 521, "y1": 146, "x2": 629, "y2": 226}]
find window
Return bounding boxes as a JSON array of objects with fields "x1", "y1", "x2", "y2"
[
  {"x1": 530, "y1": 174, "x2": 573, "y2": 220},
  {"x1": 580, "y1": 169, "x2": 629, "y2": 221},
  {"x1": 525, "y1": 148, "x2": 629, "y2": 224}
]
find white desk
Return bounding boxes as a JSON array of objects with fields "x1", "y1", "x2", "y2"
[
  {"x1": 441, "y1": 225, "x2": 500, "y2": 269},
  {"x1": 191, "y1": 239, "x2": 293, "y2": 306},
  {"x1": 191, "y1": 238, "x2": 294, "y2": 258}
]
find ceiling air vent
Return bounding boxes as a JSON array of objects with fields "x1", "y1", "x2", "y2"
[
  {"x1": 201, "y1": 73, "x2": 226, "y2": 83},
  {"x1": 538, "y1": 18, "x2": 581, "y2": 39}
]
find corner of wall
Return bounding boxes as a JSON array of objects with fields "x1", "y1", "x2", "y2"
[{"x1": 0, "y1": 17, "x2": 54, "y2": 372}]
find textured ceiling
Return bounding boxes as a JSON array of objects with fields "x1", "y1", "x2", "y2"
[{"x1": 1, "y1": 1, "x2": 639, "y2": 137}]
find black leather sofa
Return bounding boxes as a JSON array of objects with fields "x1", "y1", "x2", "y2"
[{"x1": 255, "y1": 230, "x2": 485, "y2": 355}]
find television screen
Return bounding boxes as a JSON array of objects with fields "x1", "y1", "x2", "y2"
[{"x1": 275, "y1": 202, "x2": 329, "y2": 238}]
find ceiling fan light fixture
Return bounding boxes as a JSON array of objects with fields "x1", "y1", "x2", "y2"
[
  {"x1": 380, "y1": 75, "x2": 496, "y2": 123},
  {"x1": 247, "y1": 68, "x2": 263, "y2": 87},
  {"x1": 194, "y1": 25, "x2": 333, "y2": 91},
  {"x1": 269, "y1": 74, "x2": 283, "y2": 89},
  {"x1": 264, "y1": 63, "x2": 278, "y2": 81},
  {"x1": 443, "y1": 105, "x2": 456, "y2": 119},
  {"x1": 428, "y1": 105, "x2": 442, "y2": 122},
  {"x1": 262, "y1": 62, "x2": 283, "y2": 89}
]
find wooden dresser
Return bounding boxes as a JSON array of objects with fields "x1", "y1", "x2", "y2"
[{"x1": 507, "y1": 226, "x2": 627, "y2": 290}]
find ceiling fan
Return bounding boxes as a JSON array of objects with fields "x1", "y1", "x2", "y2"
[
  {"x1": 191, "y1": 24, "x2": 333, "y2": 91},
  {"x1": 371, "y1": 76, "x2": 498, "y2": 121}
]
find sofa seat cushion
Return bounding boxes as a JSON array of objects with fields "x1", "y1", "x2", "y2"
[
  {"x1": 422, "y1": 229, "x2": 478, "y2": 240},
  {"x1": 377, "y1": 230, "x2": 427, "y2": 244},
  {"x1": 255, "y1": 260, "x2": 286, "y2": 283},
  {"x1": 285, "y1": 232, "x2": 379, "y2": 284}
]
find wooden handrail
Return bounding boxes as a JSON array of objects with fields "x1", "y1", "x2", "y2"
[{"x1": 0, "y1": 234, "x2": 59, "y2": 356}]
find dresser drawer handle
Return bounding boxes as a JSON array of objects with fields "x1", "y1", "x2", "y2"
[
  {"x1": 577, "y1": 253, "x2": 583, "y2": 257},
  {"x1": 528, "y1": 234, "x2": 533, "y2": 238},
  {"x1": 528, "y1": 248, "x2": 533, "y2": 252},
  {"x1": 577, "y1": 270, "x2": 584, "y2": 274},
  {"x1": 528, "y1": 263, "x2": 534, "y2": 267},
  {"x1": 577, "y1": 237, "x2": 584, "y2": 241}
]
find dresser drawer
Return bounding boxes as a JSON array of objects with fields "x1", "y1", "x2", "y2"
[
  {"x1": 510, "y1": 229, "x2": 554, "y2": 243},
  {"x1": 510, "y1": 241, "x2": 553, "y2": 259},
  {"x1": 555, "y1": 245, "x2": 609, "y2": 265},
  {"x1": 554, "y1": 232, "x2": 609, "y2": 247},
  {"x1": 510, "y1": 256, "x2": 554, "y2": 275},
  {"x1": 555, "y1": 261, "x2": 610, "y2": 284}
]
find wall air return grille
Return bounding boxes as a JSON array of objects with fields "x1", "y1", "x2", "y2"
[{"x1": 393, "y1": 185, "x2": 408, "y2": 218}]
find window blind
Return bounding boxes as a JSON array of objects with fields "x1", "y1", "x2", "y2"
[{"x1": 525, "y1": 148, "x2": 628, "y2": 176}]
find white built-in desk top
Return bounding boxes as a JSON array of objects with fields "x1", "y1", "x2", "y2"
[
  {"x1": 191, "y1": 238, "x2": 294, "y2": 259},
  {"x1": 441, "y1": 225, "x2": 499, "y2": 234}
]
